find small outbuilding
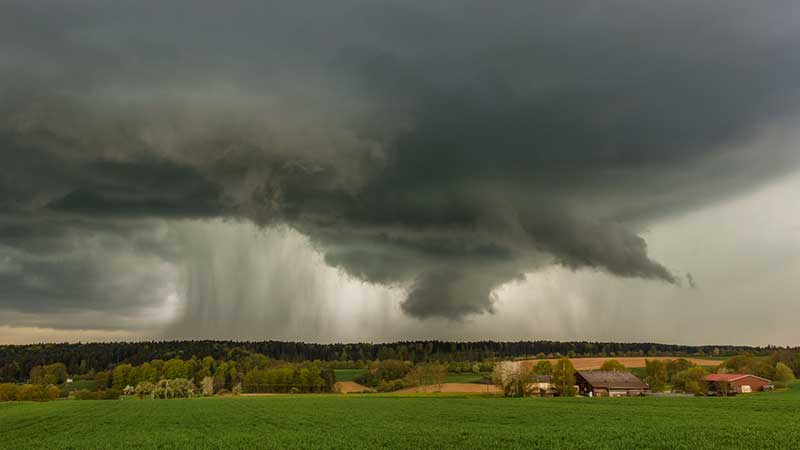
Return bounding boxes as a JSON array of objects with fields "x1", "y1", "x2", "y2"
[
  {"x1": 576, "y1": 371, "x2": 650, "y2": 397},
  {"x1": 704, "y1": 374, "x2": 772, "y2": 394}
]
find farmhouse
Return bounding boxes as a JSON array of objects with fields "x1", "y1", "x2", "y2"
[
  {"x1": 576, "y1": 371, "x2": 650, "y2": 397},
  {"x1": 704, "y1": 374, "x2": 772, "y2": 394},
  {"x1": 528, "y1": 374, "x2": 554, "y2": 396}
]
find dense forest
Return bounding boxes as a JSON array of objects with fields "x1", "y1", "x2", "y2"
[{"x1": 0, "y1": 340, "x2": 787, "y2": 383}]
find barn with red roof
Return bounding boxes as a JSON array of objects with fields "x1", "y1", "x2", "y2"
[{"x1": 704, "y1": 373, "x2": 772, "y2": 395}]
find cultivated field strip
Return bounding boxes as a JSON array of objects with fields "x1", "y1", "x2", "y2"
[{"x1": 1, "y1": 385, "x2": 799, "y2": 450}]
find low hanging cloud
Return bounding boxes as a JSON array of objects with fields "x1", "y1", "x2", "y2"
[{"x1": 2, "y1": 0, "x2": 800, "y2": 326}]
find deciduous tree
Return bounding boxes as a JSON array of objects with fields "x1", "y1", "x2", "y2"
[
  {"x1": 774, "y1": 362, "x2": 795, "y2": 388},
  {"x1": 645, "y1": 360, "x2": 668, "y2": 392},
  {"x1": 600, "y1": 360, "x2": 626, "y2": 372},
  {"x1": 532, "y1": 360, "x2": 553, "y2": 376},
  {"x1": 493, "y1": 361, "x2": 531, "y2": 397},
  {"x1": 672, "y1": 367, "x2": 708, "y2": 395},
  {"x1": 551, "y1": 358, "x2": 576, "y2": 397}
]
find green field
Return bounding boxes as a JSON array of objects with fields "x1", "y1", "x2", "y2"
[
  {"x1": 1, "y1": 384, "x2": 799, "y2": 450},
  {"x1": 333, "y1": 369, "x2": 488, "y2": 384},
  {"x1": 333, "y1": 369, "x2": 367, "y2": 382},
  {"x1": 443, "y1": 372, "x2": 487, "y2": 383}
]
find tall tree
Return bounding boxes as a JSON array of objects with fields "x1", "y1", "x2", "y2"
[
  {"x1": 552, "y1": 358, "x2": 576, "y2": 397},
  {"x1": 532, "y1": 360, "x2": 553, "y2": 376},
  {"x1": 112, "y1": 364, "x2": 134, "y2": 390},
  {"x1": 775, "y1": 362, "x2": 796, "y2": 388},
  {"x1": 672, "y1": 367, "x2": 708, "y2": 395},
  {"x1": 645, "y1": 360, "x2": 668, "y2": 392}
]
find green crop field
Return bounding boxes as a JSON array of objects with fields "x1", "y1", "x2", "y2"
[
  {"x1": 443, "y1": 372, "x2": 487, "y2": 383},
  {"x1": 333, "y1": 369, "x2": 367, "y2": 382},
  {"x1": 333, "y1": 369, "x2": 489, "y2": 384},
  {"x1": 1, "y1": 384, "x2": 799, "y2": 450}
]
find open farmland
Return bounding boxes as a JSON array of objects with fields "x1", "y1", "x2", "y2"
[
  {"x1": 1, "y1": 383, "x2": 798, "y2": 450},
  {"x1": 395, "y1": 382, "x2": 501, "y2": 394},
  {"x1": 333, "y1": 369, "x2": 367, "y2": 382},
  {"x1": 520, "y1": 356, "x2": 722, "y2": 371},
  {"x1": 444, "y1": 372, "x2": 488, "y2": 383},
  {"x1": 333, "y1": 381, "x2": 372, "y2": 393}
]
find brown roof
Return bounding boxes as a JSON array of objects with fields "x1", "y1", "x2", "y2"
[
  {"x1": 705, "y1": 373, "x2": 771, "y2": 383},
  {"x1": 531, "y1": 375, "x2": 552, "y2": 383},
  {"x1": 577, "y1": 371, "x2": 649, "y2": 389}
]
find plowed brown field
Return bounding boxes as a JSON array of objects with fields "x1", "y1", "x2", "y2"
[{"x1": 334, "y1": 381, "x2": 373, "y2": 393}]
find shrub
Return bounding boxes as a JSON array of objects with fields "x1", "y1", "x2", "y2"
[
  {"x1": 70, "y1": 389, "x2": 95, "y2": 400},
  {"x1": 447, "y1": 362, "x2": 468, "y2": 373},
  {"x1": 47, "y1": 385, "x2": 60, "y2": 400},
  {"x1": 355, "y1": 360, "x2": 411, "y2": 388},
  {"x1": 71, "y1": 389, "x2": 120, "y2": 400},
  {"x1": 375, "y1": 360, "x2": 411, "y2": 381},
  {"x1": 135, "y1": 382, "x2": 156, "y2": 399},
  {"x1": 404, "y1": 364, "x2": 446, "y2": 388},
  {"x1": 475, "y1": 361, "x2": 495, "y2": 373},
  {"x1": 153, "y1": 379, "x2": 195, "y2": 399},
  {"x1": 99, "y1": 389, "x2": 121, "y2": 400},
  {"x1": 15, "y1": 384, "x2": 59, "y2": 401},
  {"x1": 377, "y1": 379, "x2": 405, "y2": 392},
  {"x1": 201, "y1": 376, "x2": 215, "y2": 396},
  {"x1": 60, "y1": 379, "x2": 95, "y2": 397},
  {"x1": 0, "y1": 383, "x2": 18, "y2": 401}
]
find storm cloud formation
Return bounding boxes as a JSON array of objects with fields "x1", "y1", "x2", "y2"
[{"x1": 2, "y1": 0, "x2": 800, "y2": 326}]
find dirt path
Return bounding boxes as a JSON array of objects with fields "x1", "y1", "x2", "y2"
[
  {"x1": 394, "y1": 383, "x2": 501, "y2": 394},
  {"x1": 334, "y1": 381, "x2": 374, "y2": 393},
  {"x1": 520, "y1": 356, "x2": 721, "y2": 370}
]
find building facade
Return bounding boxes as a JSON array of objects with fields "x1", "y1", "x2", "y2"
[
  {"x1": 704, "y1": 374, "x2": 772, "y2": 394},
  {"x1": 576, "y1": 370, "x2": 650, "y2": 397}
]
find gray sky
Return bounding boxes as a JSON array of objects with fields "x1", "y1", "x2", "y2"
[{"x1": 1, "y1": 1, "x2": 799, "y2": 345}]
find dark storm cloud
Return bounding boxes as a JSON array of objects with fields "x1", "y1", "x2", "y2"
[
  {"x1": 2, "y1": 0, "x2": 800, "y2": 322},
  {"x1": 0, "y1": 215, "x2": 181, "y2": 329}
]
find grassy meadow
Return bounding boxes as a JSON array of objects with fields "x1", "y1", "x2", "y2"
[
  {"x1": 1, "y1": 383, "x2": 799, "y2": 450},
  {"x1": 332, "y1": 369, "x2": 367, "y2": 382},
  {"x1": 443, "y1": 371, "x2": 487, "y2": 383},
  {"x1": 334, "y1": 367, "x2": 490, "y2": 384}
]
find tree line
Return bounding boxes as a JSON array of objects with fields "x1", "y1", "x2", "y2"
[
  {"x1": 643, "y1": 353, "x2": 798, "y2": 394},
  {"x1": 0, "y1": 339, "x2": 781, "y2": 383},
  {"x1": 0, "y1": 348, "x2": 337, "y2": 402}
]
